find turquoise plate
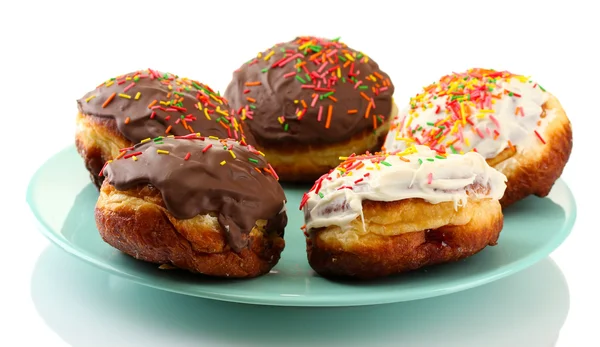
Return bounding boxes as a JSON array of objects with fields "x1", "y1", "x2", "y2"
[{"x1": 26, "y1": 145, "x2": 577, "y2": 307}]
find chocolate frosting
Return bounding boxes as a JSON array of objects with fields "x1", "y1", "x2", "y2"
[
  {"x1": 224, "y1": 36, "x2": 395, "y2": 146},
  {"x1": 78, "y1": 69, "x2": 249, "y2": 144},
  {"x1": 102, "y1": 135, "x2": 287, "y2": 252}
]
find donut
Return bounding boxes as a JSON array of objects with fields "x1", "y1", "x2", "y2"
[
  {"x1": 300, "y1": 144, "x2": 507, "y2": 279},
  {"x1": 76, "y1": 68, "x2": 248, "y2": 188},
  {"x1": 224, "y1": 36, "x2": 396, "y2": 182},
  {"x1": 95, "y1": 135, "x2": 287, "y2": 278},
  {"x1": 383, "y1": 68, "x2": 572, "y2": 207}
]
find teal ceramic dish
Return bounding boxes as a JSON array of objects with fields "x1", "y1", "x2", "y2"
[{"x1": 26, "y1": 145, "x2": 576, "y2": 307}]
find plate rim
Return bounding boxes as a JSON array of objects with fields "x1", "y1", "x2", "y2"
[{"x1": 26, "y1": 145, "x2": 578, "y2": 307}]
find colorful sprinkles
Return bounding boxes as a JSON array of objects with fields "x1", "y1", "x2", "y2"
[
  {"x1": 83, "y1": 68, "x2": 247, "y2": 142},
  {"x1": 101, "y1": 135, "x2": 280, "y2": 181},
  {"x1": 232, "y1": 36, "x2": 392, "y2": 133},
  {"x1": 388, "y1": 68, "x2": 549, "y2": 156}
]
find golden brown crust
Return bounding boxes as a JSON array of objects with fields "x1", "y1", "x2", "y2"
[
  {"x1": 75, "y1": 112, "x2": 131, "y2": 188},
  {"x1": 306, "y1": 198, "x2": 503, "y2": 279},
  {"x1": 95, "y1": 183, "x2": 285, "y2": 278},
  {"x1": 258, "y1": 103, "x2": 397, "y2": 182},
  {"x1": 490, "y1": 94, "x2": 572, "y2": 207}
]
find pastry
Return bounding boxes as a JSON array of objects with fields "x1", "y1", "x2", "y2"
[
  {"x1": 76, "y1": 68, "x2": 248, "y2": 188},
  {"x1": 95, "y1": 135, "x2": 286, "y2": 278},
  {"x1": 224, "y1": 36, "x2": 396, "y2": 182},
  {"x1": 301, "y1": 144, "x2": 507, "y2": 279},
  {"x1": 383, "y1": 68, "x2": 572, "y2": 207}
]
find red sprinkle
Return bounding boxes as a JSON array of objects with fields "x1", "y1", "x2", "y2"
[
  {"x1": 184, "y1": 152, "x2": 191, "y2": 161},
  {"x1": 534, "y1": 130, "x2": 546, "y2": 144},
  {"x1": 202, "y1": 143, "x2": 213, "y2": 153}
]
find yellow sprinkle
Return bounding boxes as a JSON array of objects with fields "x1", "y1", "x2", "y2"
[
  {"x1": 375, "y1": 163, "x2": 381, "y2": 170},
  {"x1": 140, "y1": 138, "x2": 151, "y2": 144},
  {"x1": 460, "y1": 102, "x2": 466, "y2": 125},
  {"x1": 160, "y1": 101, "x2": 170, "y2": 106},
  {"x1": 132, "y1": 156, "x2": 138, "y2": 161},
  {"x1": 220, "y1": 160, "x2": 226, "y2": 166},
  {"x1": 477, "y1": 114, "x2": 486, "y2": 119},
  {"x1": 258, "y1": 151, "x2": 266, "y2": 157},
  {"x1": 209, "y1": 136, "x2": 219, "y2": 140},
  {"x1": 197, "y1": 102, "x2": 203, "y2": 111},
  {"x1": 167, "y1": 135, "x2": 175, "y2": 138},
  {"x1": 157, "y1": 150, "x2": 169, "y2": 154},
  {"x1": 168, "y1": 84, "x2": 173, "y2": 90},
  {"x1": 134, "y1": 92, "x2": 141, "y2": 100},
  {"x1": 105, "y1": 80, "x2": 114, "y2": 87},
  {"x1": 363, "y1": 56, "x2": 369, "y2": 63},
  {"x1": 257, "y1": 52, "x2": 262, "y2": 58},
  {"x1": 480, "y1": 109, "x2": 495, "y2": 113},
  {"x1": 264, "y1": 50, "x2": 275, "y2": 61},
  {"x1": 491, "y1": 99, "x2": 496, "y2": 104},
  {"x1": 339, "y1": 156, "x2": 349, "y2": 160},
  {"x1": 210, "y1": 94, "x2": 223, "y2": 104},
  {"x1": 366, "y1": 167, "x2": 374, "y2": 170},
  {"x1": 299, "y1": 40, "x2": 313, "y2": 50},
  {"x1": 204, "y1": 108, "x2": 211, "y2": 120},
  {"x1": 118, "y1": 93, "x2": 131, "y2": 99},
  {"x1": 406, "y1": 116, "x2": 414, "y2": 129},
  {"x1": 216, "y1": 107, "x2": 229, "y2": 116},
  {"x1": 294, "y1": 100, "x2": 299, "y2": 104},
  {"x1": 395, "y1": 137, "x2": 415, "y2": 143},
  {"x1": 347, "y1": 171, "x2": 353, "y2": 176},
  {"x1": 465, "y1": 137, "x2": 471, "y2": 147},
  {"x1": 344, "y1": 53, "x2": 355, "y2": 62},
  {"x1": 229, "y1": 150, "x2": 236, "y2": 159},
  {"x1": 85, "y1": 95, "x2": 96, "y2": 103},
  {"x1": 460, "y1": 151, "x2": 465, "y2": 154},
  {"x1": 126, "y1": 77, "x2": 132, "y2": 81},
  {"x1": 337, "y1": 67, "x2": 341, "y2": 78}
]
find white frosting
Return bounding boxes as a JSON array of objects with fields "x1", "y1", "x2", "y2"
[
  {"x1": 302, "y1": 145, "x2": 507, "y2": 231},
  {"x1": 383, "y1": 69, "x2": 555, "y2": 159}
]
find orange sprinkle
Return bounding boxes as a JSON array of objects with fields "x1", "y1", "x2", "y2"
[
  {"x1": 360, "y1": 92, "x2": 370, "y2": 102},
  {"x1": 254, "y1": 167, "x2": 262, "y2": 173},
  {"x1": 167, "y1": 92, "x2": 172, "y2": 98},
  {"x1": 373, "y1": 113, "x2": 377, "y2": 129},
  {"x1": 124, "y1": 117, "x2": 130, "y2": 124},
  {"x1": 246, "y1": 97, "x2": 256, "y2": 103},
  {"x1": 399, "y1": 156, "x2": 410, "y2": 162},
  {"x1": 148, "y1": 99, "x2": 158, "y2": 109},
  {"x1": 365, "y1": 101, "x2": 372, "y2": 119},
  {"x1": 219, "y1": 121, "x2": 229, "y2": 129},
  {"x1": 328, "y1": 96, "x2": 338, "y2": 102},
  {"x1": 165, "y1": 125, "x2": 172, "y2": 134},
  {"x1": 245, "y1": 81, "x2": 261, "y2": 86},
  {"x1": 115, "y1": 151, "x2": 127, "y2": 160},
  {"x1": 325, "y1": 105, "x2": 333, "y2": 129},
  {"x1": 347, "y1": 109, "x2": 358, "y2": 114},
  {"x1": 188, "y1": 126, "x2": 194, "y2": 133},
  {"x1": 102, "y1": 92, "x2": 116, "y2": 108},
  {"x1": 374, "y1": 72, "x2": 383, "y2": 79},
  {"x1": 355, "y1": 162, "x2": 365, "y2": 170},
  {"x1": 508, "y1": 140, "x2": 516, "y2": 152},
  {"x1": 301, "y1": 100, "x2": 307, "y2": 108},
  {"x1": 182, "y1": 119, "x2": 189, "y2": 130}
]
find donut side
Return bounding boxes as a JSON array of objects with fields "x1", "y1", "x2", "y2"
[
  {"x1": 261, "y1": 120, "x2": 390, "y2": 182},
  {"x1": 306, "y1": 198, "x2": 503, "y2": 279},
  {"x1": 75, "y1": 112, "x2": 131, "y2": 188},
  {"x1": 95, "y1": 182, "x2": 285, "y2": 278},
  {"x1": 491, "y1": 94, "x2": 573, "y2": 207}
]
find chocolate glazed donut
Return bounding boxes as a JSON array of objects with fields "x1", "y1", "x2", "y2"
[
  {"x1": 76, "y1": 69, "x2": 250, "y2": 188},
  {"x1": 224, "y1": 36, "x2": 396, "y2": 182},
  {"x1": 95, "y1": 136, "x2": 287, "y2": 278}
]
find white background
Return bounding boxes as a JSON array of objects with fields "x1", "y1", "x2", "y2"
[{"x1": 1, "y1": 0, "x2": 597, "y2": 346}]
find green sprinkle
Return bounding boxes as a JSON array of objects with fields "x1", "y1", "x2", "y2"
[
  {"x1": 508, "y1": 92, "x2": 514, "y2": 97},
  {"x1": 427, "y1": 158, "x2": 435, "y2": 162},
  {"x1": 318, "y1": 192, "x2": 324, "y2": 198},
  {"x1": 488, "y1": 87, "x2": 494, "y2": 92},
  {"x1": 155, "y1": 141, "x2": 164, "y2": 144},
  {"x1": 435, "y1": 131, "x2": 443, "y2": 139},
  {"x1": 249, "y1": 158, "x2": 259, "y2": 164},
  {"x1": 305, "y1": 73, "x2": 311, "y2": 81},
  {"x1": 342, "y1": 77, "x2": 346, "y2": 83},
  {"x1": 538, "y1": 84, "x2": 546, "y2": 92},
  {"x1": 192, "y1": 82, "x2": 202, "y2": 90},
  {"x1": 450, "y1": 145, "x2": 458, "y2": 154},
  {"x1": 358, "y1": 85, "x2": 368, "y2": 90},
  {"x1": 338, "y1": 55, "x2": 347, "y2": 62},
  {"x1": 418, "y1": 159, "x2": 423, "y2": 165},
  {"x1": 356, "y1": 52, "x2": 363, "y2": 59},
  {"x1": 284, "y1": 123, "x2": 289, "y2": 131},
  {"x1": 295, "y1": 75, "x2": 306, "y2": 83},
  {"x1": 261, "y1": 67, "x2": 269, "y2": 73},
  {"x1": 323, "y1": 91, "x2": 335, "y2": 98},
  {"x1": 381, "y1": 161, "x2": 392, "y2": 166},
  {"x1": 174, "y1": 91, "x2": 184, "y2": 96},
  {"x1": 310, "y1": 45, "x2": 321, "y2": 52},
  {"x1": 249, "y1": 105, "x2": 256, "y2": 109},
  {"x1": 331, "y1": 36, "x2": 341, "y2": 42},
  {"x1": 280, "y1": 47, "x2": 285, "y2": 52},
  {"x1": 435, "y1": 155, "x2": 446, "y2": 159},
  {"x1": 426, "y1": 122, "x2": 435, "y2": 126},
  {"x1": 133, "y1": 76, "x2": 140, "y2": 82},
  {"x1": 153, "y1": 136, "x2": 164, "y2": 141}
]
